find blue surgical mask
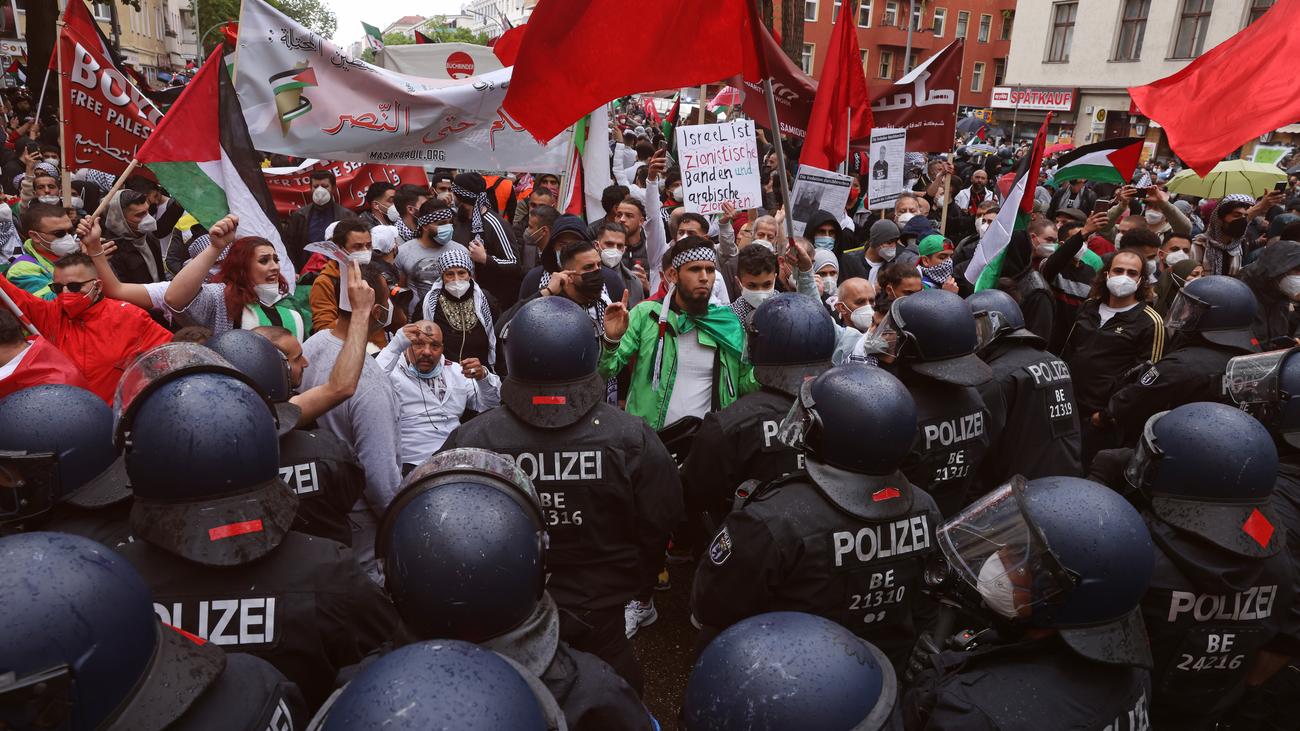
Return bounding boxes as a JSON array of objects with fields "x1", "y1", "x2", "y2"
[
  {"x1": 405, "y1": 357, "x2": 442, "y2": 380},
  {"x1": 435, "y1": 224, "x2": 454, "y2": 244},
  {"x1": 814, "y1": 235, "x2": 836, "y2": 251}
]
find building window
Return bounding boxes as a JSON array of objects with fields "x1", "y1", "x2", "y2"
[
  {"x1": 911, "y1": 1, "x2": 923, "y2": 30},
  {"x1": 858, "y1": 0, "x2": 873, "y2": 27},
  {"x1": 804, "y1": 0, "x2": 818, "y2": 22},
  {"x1": 1046, "y1": 2, "x2": 1077, "y2": 62},
  {"x1": 908, "y1": 50, "x2": 919, "y2": 70},
  {"x1": 91, "y1": 2, "x2": 112, "y2": 21},
  {"x1": 977, "y1": 13, "x2": 991, "y2": 42},
  {"x1": 833, "y1": 0, "x2": 841, "y2": 19},
  {"x1": 1114, "y1": 0, "x2": 1149, "y2": 61},
  {"x1": 860, "y1": 48, "x2": 870, "y2": 70},
  {"x1": 1000, "y1": 10, "x2": 1014, "y2": 39},
  {"x1": 883, "y1": 1, "x2": 899, "y2": 26},
  {"x1": 801, "y1": 43, "x2": 815, "y2": 74},
  {"x1": 993, "y1": 57, "x2": 1006, "y2": 85},
  {"x1": 933, "y1": 7, "x2": 946, "y2": 35},
  {"x1": 956, "y1": 10, "x2": 969, "y2": 38},
  {"x1": 1173, "y1": 0, "x2": 1214, "y2": 58},
  {"x1": 971, "y1": 62, "x2": 985, "y2": 92},
  {"x1": 878, "y1": 49, "x2": 894, "y2": 79},
  {"x1": 1248, "y1": 0, "x2": 1275, "y2": 24}
]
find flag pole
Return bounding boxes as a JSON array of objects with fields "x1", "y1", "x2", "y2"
[
  {"x1": 89, "y1": 159, "x2": 140, "y2": 218},
  {"x1": 55, "y1": 16, "x2": 70, "y2": 205},
  {"x1": 938, "y1": 69, "x2": 962, "y2": 237},
  {"x1": 698, "y1": 84, "x2": 708, "y2": 124},
  {"x1": 763, "y1": 79, "x2": 796, "y2": 246},
  {"x1": 0, "y1": 286, "x2": 39, "y2": 337}
]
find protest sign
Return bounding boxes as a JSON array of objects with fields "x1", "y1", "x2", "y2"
[
  {"x1": 789, "y1": 164, "x2": 853, "y2": 237},
  {"x1": 306, "y1": 240, "x2": 352, "y2": 309},
  {"x1": 236, "y1": 0, "x2": 572, "y2": 172},
  {"x1": 867, "y1": 127, "x2": 907, "y2": 210},
  {"x1": 262, "y1": 159, "x2": 428, "y2": 216},
  {"x1": 674, "y1": 119, "x2": 762, "y2": 215}
]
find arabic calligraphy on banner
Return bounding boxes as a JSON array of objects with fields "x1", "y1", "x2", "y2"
[
  {"x1": 262, "y1": 159, "x2": 429, "y2": 217},
  {"x1": 236, "y1": 0, "x2": 573, "y2": 171},
  {"x1": 866, "y1": 40, "x2": 964, "y2": 153}
]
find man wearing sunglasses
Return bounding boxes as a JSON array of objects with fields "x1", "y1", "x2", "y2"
[
  {"x1": 5, "y1": 201, "x2": 78, "y2": 300},
  {"x1": 0, "y1": 250, "x2": 172, "y2": 403}
]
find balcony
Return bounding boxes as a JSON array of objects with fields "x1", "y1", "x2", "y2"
[{"x1": 861, "y1": 21, "x2": 935, "y2": 53}]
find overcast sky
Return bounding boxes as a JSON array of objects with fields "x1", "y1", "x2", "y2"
[{"x1": 326, "y1": 0, "x2": 464, "y2": 47}]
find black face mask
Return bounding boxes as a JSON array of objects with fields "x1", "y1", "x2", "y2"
[
  {"x1": 1223, "y1": 217, "x2": 1249, "y2": 239},
  {"x1": 576, "y1": 269, "x2": 604, "y2": 302}
]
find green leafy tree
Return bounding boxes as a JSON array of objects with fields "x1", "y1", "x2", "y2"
[
  {"x1": 193, "y1": 0, "x2": 337, "y2": 53},
  {"x1": 360, "y1": 21, "x2": 491, "y2": 62}
]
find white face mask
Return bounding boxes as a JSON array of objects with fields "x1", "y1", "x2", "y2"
[
  {"x1": 254, "y1": 282, "x2": 282, "y2": 306},
  {"x1": 1107, "y1": 274, "x2": 1139, "y2": 299},
  {"x1": 976, "y1": 553, "x2": 1020, "y2": 619},
  {"x1": 376, "y1": 301, "x2": 393, "y2": 327},
  {"x1": 600, "y1": 248, "x2": 624, "y2": 269},
  {"x1": 976, "y1": 219, "x2": 990, "y2": 236},
  {"x1": 46, "y1": 234, "x2": 79, "y2": 256},
  {"x1": 740, "y1": 286, "x2": 775, "y2": 308},
  {"x1": 70, "y1": 196, "x2": 83, "y2": 211},
  {"x1": 37, "y1": 195, "x2": 61, "y2": 205},
  {"x1": 0, "y1": 205, "x2": 11, "y2": 221},
  {"x1": 896, "y1": 212, "x2": 915, "y2": 227},
  {"x1": 312, "y1": 186, "x2": 332, "y2": 206},
  {"x1": 1164, "y1": 250, "x2": 1190, "y2": 268},
  {"x1": 849, "y1": 304, "x2": 874, "y2": 332},
  {"x1": 386, "y1": 204, "x2": 401, "y2": 223},
  {"x1": 1280, "y1": 274, "x2": 1300, "y2": 300},
  {"x1": 1144, "y1": 209, "x2": 1164, "y2": 225},
  {"x1": 819, "y1": 274, "x2": 838, "y2": 292},
  {"x1": 1144, "y1": 258, "x2": 1156, "y2": 276},
  {"x1": 347, "y1": 250, "x2": 372, "y2": 265},
  {"x1": 443, "y1": 279, "x2": 472, "y2": 298},
  {"x1": 669, "y1": 186, "x2": 683, "y2": 202},
  {"x1": 878, "y1": 245, "x2": 897, "y2": 261},
  {"x1": 136, "y1": 213, "x2": 157, "y2": 234}
]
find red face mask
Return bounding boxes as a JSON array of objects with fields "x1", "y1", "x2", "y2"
[{"x1": 57, "y1": 291, "x2": 96, "y2": 318}]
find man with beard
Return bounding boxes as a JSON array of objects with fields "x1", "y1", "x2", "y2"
[{"x1": 450, "y1": 172, "x2": 522, "y2": 308}]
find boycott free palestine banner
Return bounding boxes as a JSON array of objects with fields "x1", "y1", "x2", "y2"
[
  {"x1": 234, "y1": 0, "x2": 572, "y2": 171},
  {"x1": 262, "y1": 159, "x2": 428, "y2": 217}
]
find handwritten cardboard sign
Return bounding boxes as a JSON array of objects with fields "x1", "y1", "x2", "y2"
[{"x1": 674, "y1": 120, "x2": 762, "y2": 215}]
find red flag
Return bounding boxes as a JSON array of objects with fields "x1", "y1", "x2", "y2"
[
  {"x1": 56, "y1": 0, "x2": 162, "y2": 175},
  {"x1": 220, "y1": 22, "x2": 239, "y2": 48},
  {"x1": 502, "y1": 0, "x2": 760, "y2": 143},
  {"x1": 414, "y1": 30, "x2": 434, "y2": 45},
  {"x1": 801, "y1": 0, "x2": 872, "y2": 170},
  {"x1": 1129, "y1": 0, "x2": 1300, "y2": 176},
  {"x1": 733, "y1": 19, "x2": 817, "y2": 138},
  {"x1": 492, "y1": 24, "x2": 526, "y2": 66},
  {"x1": 866, "y1": 40, "x2": 964, "y2": 153}
]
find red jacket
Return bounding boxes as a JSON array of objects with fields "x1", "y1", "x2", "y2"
[
  {"x1": 0, "y1": 337, "x2": 90, "y2": 399},
  {"x1": 0, "y1": 275, "x2": 173, "y2": 403}
]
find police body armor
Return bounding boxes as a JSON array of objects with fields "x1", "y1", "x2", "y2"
[
  {"x1": 278, "y1": 428, "x2": 365, "y2": 547},
  {"x1": 898, "y1": 372, "x2": 993, "y2": 516}
]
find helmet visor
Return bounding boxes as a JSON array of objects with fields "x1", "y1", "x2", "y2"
[
  {"x1": 0, "y1": 451, "x2": 57, "y2": 526},
  {"x1": 776, "y1": 378, "x2": 818, "y2": 451},
  {"x1": 1165, "y1": 289, "x2": 1210, "y2": 332},
  {"x1": 937, "y1": 477, "x2": 1078, "y2": 619},
  {"x1": 972, "y1": 310, "x2": 1005, "y2": 350},
  {"x1": 404, "y1": 447, "x2": 541, "y2": 509},
  {"x1": 873, "y1": 311, "x2": 906, "y2": 359},
  {"x1": 1224, "y1": 348, "x2": 1291, "y2": 423},
  {"x1": 1123, "y1": 410, "x2": 1168, "y2": 495}
]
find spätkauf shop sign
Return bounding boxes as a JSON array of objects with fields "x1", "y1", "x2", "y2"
[{"x1": 990, "y1": 87, "x2": 1076, "y2": 112}]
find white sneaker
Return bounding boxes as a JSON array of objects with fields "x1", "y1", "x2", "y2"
[{"x1": 624, "y1": 598, "x2": 658, "y2": 638}]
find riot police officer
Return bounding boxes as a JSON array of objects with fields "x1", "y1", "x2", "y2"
[
  {"x1": 967, "y1": 289, "x2": 1082, "y2": 483},
  {"x1": 209, "y1": 329, "x2": 365, "y2": 546},
  {"x1": 111, "y1": 344, "x2": 402, "y2": 710},
  {"x1": 1104, "y1": 275, "x2": 1259, "y2": 443},
  {"x1": 681, "y1": 293, "x2": 836, "y2": 530},
  {"x1": 691, "y1": 365, "x2": 940, "y2": 667},
  {"x1": 308, "y1": 640, "x2": 560, "y2": 730},
  {"x1": 375, "y1": 448, "x2": 652, "y2": 730},
  {"x1": 682, "y1": 611, "x2": 901, "y2": 730},
  {"x1": 0, "y1": 384, "x2": 131, "y2": 545},
  {"x1": 0, "y1": 531, "x2": 307, "y2": 731},
  {"x1": 904, "y1": 476, "x2": 1155, "y2": 729},
  {"x1": 876, "y1": 288, "x2": 994, "y2": 515},
  {"x1": 1110, "y1": 402, "x2": 1294, "y2": 728},
  {"x1": 440, "y1": 296, "x2": 682, "y2": 693}
]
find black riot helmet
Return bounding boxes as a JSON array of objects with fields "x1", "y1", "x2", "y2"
[
  {"x1": 318, "y1": 641, "x2": 548, "y2": 731},
  {"x1": 778, "y1": 366, "x2": 919, "y2": 520},
  {"x1": 1227, "y1": 346, "x2": 1300, "y2": 449},
  {"x1": 0, "y1": 385, "x2": 129, "y2": 522},
  {"x1": 1125, "y1": 402, "x2": 1281, "y2": 557},
  {"x1": 965, "y1": 288, "x2": 1038, "y2": 351},
  {"x1": 1165, "y1": 274, "x2": 1258, "y2": 352},
  {"x1": 376, "y1": 449, "x2": 547, "y2": 642},
  {"x1": 118, "y1": 346, "x2": 295, "y2": 567},
  {"x1": 876, "y1": 288, "x2": 993, "y2": 386},
  {"x1": 683, "y1": 612, "x2": 896, "y2": 731},
  {"x1": 748, "y1": 292, "x2": 836, "y2": 395},
  {"x1": 499, "y1": 296, "x2": 605, "y2": 429},
  {"x1": 937, "y1": 476, "x2": 1155, "y2": 667},
  {"x1": 207, "y1": 329, "x2": 301, "y2": 434},
  {"x1": 0, "y1": 532, "x2": 225, "y2": 731}
]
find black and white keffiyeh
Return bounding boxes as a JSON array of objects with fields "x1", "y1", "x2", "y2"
[
  {"x1": 670, "y1": 246, "x2": 717, "y2": 270},
  {"x1": 452, "y1": 182, "x2": 487, "y2": 237},
  {"x1": 416, "y1": 207, "x2": 455, "y2": 231},
  {"x1": 422, "y1": 249, "x2": 496, "y2": 365}
]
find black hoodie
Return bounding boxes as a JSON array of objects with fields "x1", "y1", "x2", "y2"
[{"x1": 1239, "y1": 240, "x2": 1300, "y2": 347}]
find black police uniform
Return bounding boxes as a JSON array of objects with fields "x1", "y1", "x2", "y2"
[
  {"x1": 1140, "y1": 517, "x2": 1296, "y2": 728},
  {"x1": 173, "y1": 652, "x2": 307, "y2": 731},
  {"x1": 440, "y1": 402, "x2": 682, "y2": 689},
  {"x1": 976, "y1": 332, "x2": 1083, "y2": 484},
  {"x1": 898, "y1": 368, "x2": 993, "y2": 516},
  {"x1": 117, "y1": 531, "x2": 403, "y2": 710},
  {"x1": 691, "y1": 473, "x2": 941, "y2": 667},
  {"x1": 1105, "y1": 335, "x2": 1250, "y2": 444},
  {"x1": 38, "y1": 499, "x2": 133, "y2": 547},
  {"x1": 278, "y1": 428, "x2": 365, "y2": 547},
  {"x1": 904, "y1": 635, "x2": 1153, "y2": 730},
  {"x1": 681, "y1": 387, "x2": 804, "y2": 527}
]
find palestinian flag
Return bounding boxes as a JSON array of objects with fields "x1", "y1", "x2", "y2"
[
  {"x1": 1049, "y1": 137, "x2": 1143, "y2": 187},
  {"x1": 414, "y1": 29, "x2": 434, "y2": 44},
  {"x1": 965, "y1": 114, "x2": 1052, "y2": 292},
  {"x1": 135, "y1": 46, "x2": 296, "y2": 289},
  {"x1": 362, "y1": 22, "x2": 384, "y2": 52},
  {"x1": 662, "y1": 92, "x2": 682, "y2": 140}
]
